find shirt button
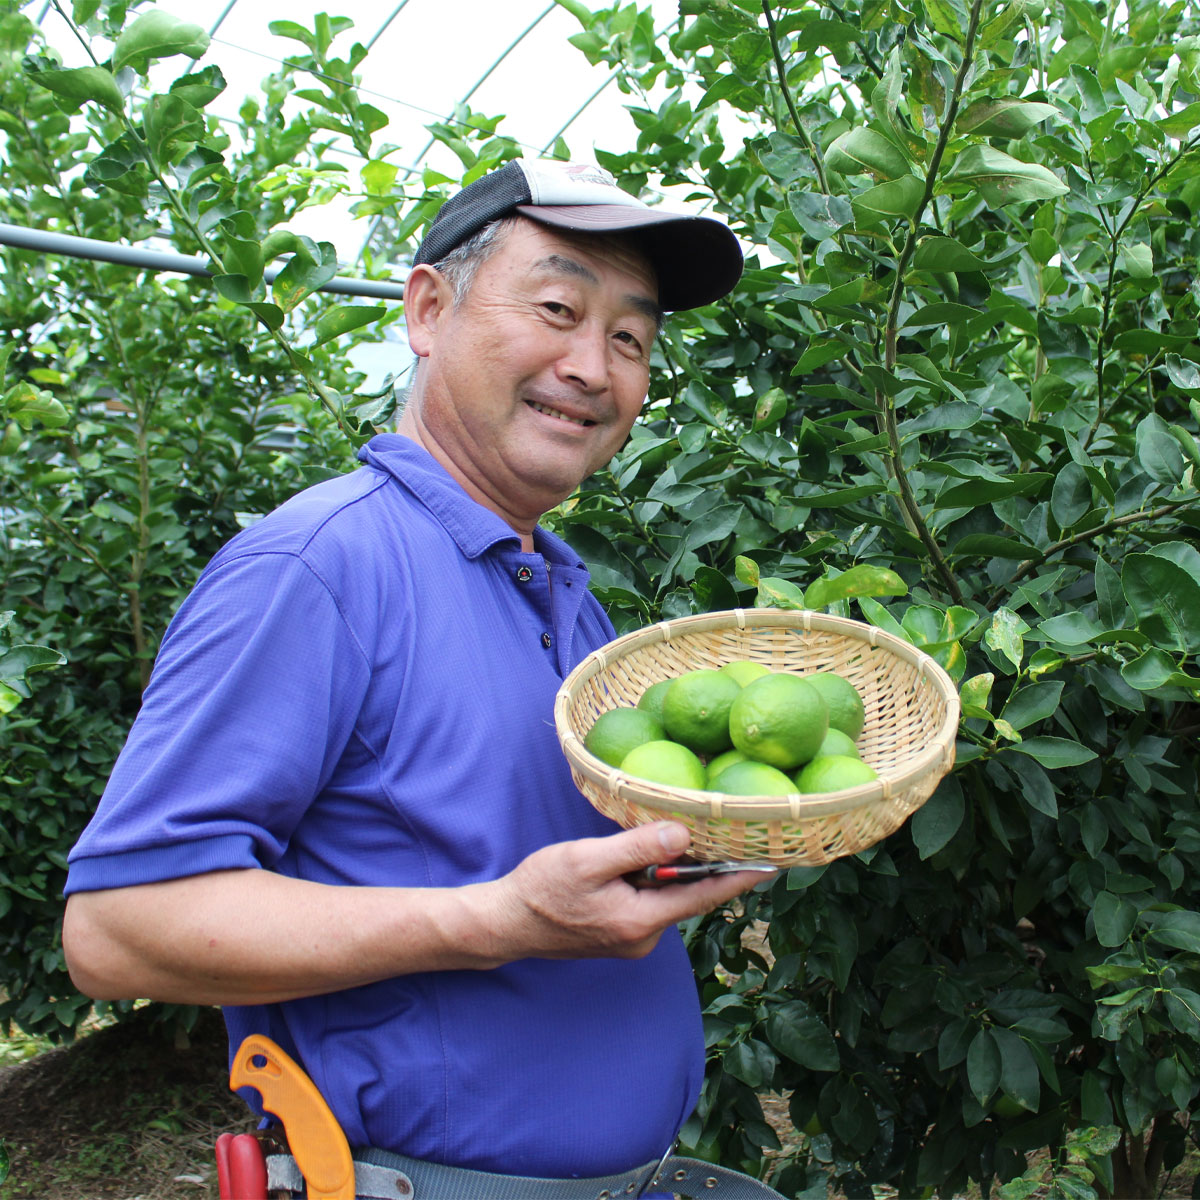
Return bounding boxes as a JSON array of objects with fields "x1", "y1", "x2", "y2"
[
  {"x1": 516, "y1": 566, "x2": 533, "y2": 583},
  {"x1": 541, "y1": 632, "x2": 552, "y2": 649}
]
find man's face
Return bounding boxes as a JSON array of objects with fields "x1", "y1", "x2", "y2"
[{"x1": 407, "y1": 218, "x2": 661, "y2": 526}]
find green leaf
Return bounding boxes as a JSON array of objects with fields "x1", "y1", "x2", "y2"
[
  {"x1": 1093, "y1": 891, "x2": 1138, "y2": 947},
  {"x1": 1165, "y1": 357, "x2": 1200, "y2": 397},
  {"x1": 936, "y1": 474, "x2": 1052, "y2": 509},
  {"x1": 1163, "y1": 989, "x2": 1200, "y2": 1038},
  {"x1": 246, "y1": 302, "x2": 285, "y2": 332},
  {"x1": 994, "y1": 1028, "x2": 1041, "y2": 1111},
  {"x1": 923, "y1": 0, "x2": 967, "y2": 39},
  {"x1": 1122, "y1": 553, "x2": 1200, "y2": 654},
  {"x1": 267, "y1": 19, "x2": 316, "y2": 48},
  {"x1": 142, "y1": 93, "x2": 203, "y2": 164},
  {"x1": 311, "y1": 305, "x2": 387, "y2": 347},
  {"x1": 1121, "y1": 648, "x2": 1185, "y2": 692},
  {"x1": 168, "y1": 64, "x2": 227, "y2": 111},
  {"x1": 1157, "y1": 100, "x2": 1200, "y2": 138},
  {"x1": 912, "y1": 236, "x2": 991, "y2": 273},
  {"x1": 944, "y1": 145, "x2": 1069, "y2": 206},
  {"x1": 823, "y1": 127, "x2": 911, "y2": 180},
  {"x1": 899, "y1": 305, "x2": 982, "y2": 331},
  {"x1": 967, "y1": 1028, "x2": 1001, "y2": 1105},
  {"x1": 723, "y1": 1038, "x2": 774, "y2": 1087},
  {"x1": 112, "y1": 11, "x2": 209, "y2": 74},
  {"x1": 752, "y1": 386, "x2": 788, "y2": 429},
  {"x1": 272, "y1": 242, "x2": 340, "y2": 313},
  {"x1": 1000, "y1": 682, "x2": 1064, "y2": 730},
  {"x1": 1144, "y1": 910, "x2": 1200, "y2": 953},
  {"x1": 787, "y1": 190, "x2": 854, "y2": 241},
  {"x1": 767, "y1": 1002, "x2": 840, "y2": 1070},
  {"x1": 1037, "y1": 612, "x2": 1102, "y2": 645},
  {"x1": 986, "y1": 608, "x2": 1026, "y2": 669},
  {"x1": 1134, "y1": 414, "x2": 1185, "y2": 486},
  {"x1": 735, "y1": 556, "x2": 760, "y2": 588},
  {"x1": 803, "y1": 564, "x2": 907, "y2": 609},
  {"x1": 1009, "y1": 737, "x2": 1097, "y2": 768},
  {"x1": 756, "y1": 576, "x2": 806, "y2": 610},
  {"x1": 1050, "y1": 461, "x2": 1091, "y2": 529},
  {"x1": 851, "y1": 175, "x2": 926, "y2": 222},
  {"x1": 960, "y1": 673, "x2": 994, "y2": 717},
  {"x1": 955, "y1": 99, "x2": 1058, "y2": 137},
  {"x1": 0, "y1": 644, "x2": 66, "y2": 690},
  {"x1": 1119, "y1": 242, "x2": 1154, "y2": 279},
  {"x1": 27, "y1": 64, "x2": 125, "y2": 115},
  {"x1": 911, "y1": 776, "x2": 965, "y2": 859},
  {"x1": 3, "y1": 382, "x2": 69, "y2": 430},
  {"x1": 362, "y1": 159, "x2": 399, "y2": 197}
]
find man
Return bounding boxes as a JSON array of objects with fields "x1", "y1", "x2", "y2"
[{"x1": 63, "y1": 160, "x2": 780, "y2": 1198}]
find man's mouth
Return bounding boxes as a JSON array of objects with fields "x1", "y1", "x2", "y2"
[{"x1": 526, "y1": 400, "x2": 596, "y2": 427}]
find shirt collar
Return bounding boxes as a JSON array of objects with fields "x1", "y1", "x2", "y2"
[{"x1": 357, "y1": 433, "x2": 587, "y2": 570}]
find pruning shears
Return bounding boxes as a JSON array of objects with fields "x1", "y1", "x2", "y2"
[{"x1": 627, "y1": 860, "x2": 780, "y2": 887}]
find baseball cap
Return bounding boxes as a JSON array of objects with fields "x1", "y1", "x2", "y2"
[{"x1": 412, "y1": 159, "x2": 744, "y2": 312}]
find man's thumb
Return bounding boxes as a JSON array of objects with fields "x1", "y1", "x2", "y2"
[{"x1": 614, "y1": 821, "x2": 691, "y2": 870}]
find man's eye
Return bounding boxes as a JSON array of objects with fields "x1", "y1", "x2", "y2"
[
  {"x1": 615, "y1": 330, "x2": 644, "y2": 352},
  {"x1": 543, "y1": 301, "x2": 572, "y2": 318}
]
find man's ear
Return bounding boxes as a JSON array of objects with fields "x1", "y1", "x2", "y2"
[{"x1": 403, "y1": 264, "x2": 454, "y2": 359}]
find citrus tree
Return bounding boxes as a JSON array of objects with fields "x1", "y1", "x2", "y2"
[
  {"x1": 5, "y1": 1, "x2": 1200, "y2": 1197},
  {"x1": 545, "y1": 0, "x2": 1200, "y2": 1196}
]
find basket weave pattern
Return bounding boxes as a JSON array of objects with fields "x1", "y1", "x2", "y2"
[{"x1": 554, "y1": 609, "x2": 960, "y2": 866}]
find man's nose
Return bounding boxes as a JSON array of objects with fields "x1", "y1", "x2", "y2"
[{"x1": 556, "y1": 324, "x2": 610, "y2": 393}]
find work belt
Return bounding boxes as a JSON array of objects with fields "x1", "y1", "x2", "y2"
[{"x1": 266, "y1": 1144, "x2": 788, "y2": 1199}]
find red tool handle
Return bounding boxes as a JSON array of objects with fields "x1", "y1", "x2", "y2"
[
  {"x1": 215, "y1": 1131, "x2": 234, "y2": 1200},
  {"x1": 228, "y1": 1133, "x2": 268, "y2": 1199}
]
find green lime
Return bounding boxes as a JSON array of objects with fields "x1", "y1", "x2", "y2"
[
  {"x1": 662, "y1": 669, "x2": 742, "y2": 756},
  {"x1": 794, "y1": 754, "x2": 878, "y2": 794},
  {"x1": 719, "y1": 659, "x2": 771, "y2": 687},
  {"x1": 637, "y1": 678, "x2": 674, "y2": 724},
  {"x1": 705, "y1": 747, "x2": 748, "y2": 782},
  {"x1": 584, "y1": 706, "x2": 665, "y2": 768},
  {"x1": 729, "y1": 672, "x2": 828, "y2": 770},
  {"x1": 814, "y1": 727, "x2": 860, "y2": 760},
  {"x1": 620, "y1": 740, "x2": 708, "y2": 789},
  {"x1": 804, "y1": 672, "x2": 866, "y2": 741},
  {"x1": 709, "y1": 759, "x2": 797, "y2": 795}
]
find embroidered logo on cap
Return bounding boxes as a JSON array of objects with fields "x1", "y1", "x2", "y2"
[{"x1": 517, "y1": 159, "x2": 648, "y2": 209}]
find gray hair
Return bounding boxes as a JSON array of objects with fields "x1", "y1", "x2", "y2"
[{"x1": 430, "y1": 214, "x2": 521, "y2": 305}]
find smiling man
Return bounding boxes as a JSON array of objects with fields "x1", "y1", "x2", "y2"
[{"x1": 62, "y1": 161, "x2": 782, "y2": 1199}]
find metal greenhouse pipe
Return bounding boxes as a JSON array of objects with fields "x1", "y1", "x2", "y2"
[{"x1": 0, "y1": 221, "x2": 406, "y2": 301}]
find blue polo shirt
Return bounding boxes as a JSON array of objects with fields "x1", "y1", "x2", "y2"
[{"x1": 66, "y1": 434, "x2": 705, "y2": 1178}]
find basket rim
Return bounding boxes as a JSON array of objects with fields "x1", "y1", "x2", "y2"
[{"x1": 554, "y1": 607, "x2": 961, "y2": 820}]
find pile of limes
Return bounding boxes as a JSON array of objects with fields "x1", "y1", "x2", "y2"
[{"x1": 583, "y1": 659, "x2": 878, "y2": 795}]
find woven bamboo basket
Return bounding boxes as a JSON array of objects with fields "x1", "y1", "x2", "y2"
[{"x1": 554, "y1": 608, "x2": 960, "y2": 866}]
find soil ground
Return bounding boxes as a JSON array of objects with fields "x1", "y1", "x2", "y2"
[{"x1": 0, "y1": 1006, "x2": 255, "y2": 1200}]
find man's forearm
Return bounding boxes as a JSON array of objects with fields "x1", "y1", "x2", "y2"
[{"x1": 63, "y1": 869, "x2": 509, "y2": 1006}]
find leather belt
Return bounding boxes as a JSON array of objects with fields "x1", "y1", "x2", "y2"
[{"x1": 266, "y1": 1144, "x2": 788, "y2": 1199}]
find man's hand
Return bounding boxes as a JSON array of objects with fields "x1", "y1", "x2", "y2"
[{"x1": 486, "y1": 821, "x2": 770, "y2": 961}]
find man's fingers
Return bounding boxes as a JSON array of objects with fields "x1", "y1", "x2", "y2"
[{"x1": 590, "y1": 821, "x2": 692, "y2": 878}]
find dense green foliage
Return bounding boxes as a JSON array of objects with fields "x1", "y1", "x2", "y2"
[
  {"x1": 3, "y1": 0, "x2": 1200, "y2": 1197},
  {"x1": 550, "y1": 0, "x2": 1200, "y2": 1196}
]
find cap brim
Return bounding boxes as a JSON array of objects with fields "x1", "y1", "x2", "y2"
[{"x1": 515, "y1": 203, "x2": 743, "y2": 311}]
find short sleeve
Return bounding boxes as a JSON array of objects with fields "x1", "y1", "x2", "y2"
[{"x1": 65, "y1": 551, "x2": 372, "y2": 893}]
